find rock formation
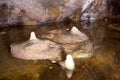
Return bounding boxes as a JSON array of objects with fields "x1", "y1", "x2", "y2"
[{"x1": 0, "y1": 0, "x2": 119, "y2": 25}]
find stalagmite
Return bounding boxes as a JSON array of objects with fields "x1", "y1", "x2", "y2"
[
  {"x1": 70, "y1": 26, "x2": 89, "y2": 40},
  {"x1": 30, "y1": 32, "x2": 37, "y2": 40},
  {"x1": 65, "y1": 54, "x2": 75, "y2": 78},
  {"x1": 65, "y1": 54, "x2": 75, "y2": 71}
]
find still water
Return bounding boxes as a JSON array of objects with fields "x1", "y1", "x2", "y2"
[{"x1": 0, "y1": 20, "x2": 120, "y2": 80}]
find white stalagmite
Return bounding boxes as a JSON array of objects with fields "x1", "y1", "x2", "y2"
[
  {"x1": 70, "y1": 26, "x2": 89, "y2": 40},
  {"x1": 70, "y1": 26, "x2": 81, "y2": 35},
  {"x1": 65, "y1": 54, "x2": 75, "y2": 71},
  {"x1": 30, "y1": 32, "x2": 37, "y2": 40}
]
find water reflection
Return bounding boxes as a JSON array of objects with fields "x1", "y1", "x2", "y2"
[{"x1": 0, "y1": 21, "x2": 120, "y2": 80}]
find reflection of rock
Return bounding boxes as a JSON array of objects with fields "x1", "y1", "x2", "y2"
[{"x1": 11, "y1": 40, "x2": 63, "y2": 61}]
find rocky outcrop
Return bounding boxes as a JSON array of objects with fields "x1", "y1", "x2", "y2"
[
  {"x1": 0, "y1": 0, "x2": 120, "y2": 25},
  {"x1": 0, "y1": 0, "x2": 84, "y2": 25},
  {"x1": 81, "y1": 0, "x2": 108, "y2": 20}
]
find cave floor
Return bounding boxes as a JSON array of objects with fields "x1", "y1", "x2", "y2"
[{"x1": 0, "y1": 21, "x2": 120, "y2": 80}]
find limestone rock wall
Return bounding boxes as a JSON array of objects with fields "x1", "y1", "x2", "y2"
[{"x1": 0, "y1": 0, "x2": 120, "y2": 25}]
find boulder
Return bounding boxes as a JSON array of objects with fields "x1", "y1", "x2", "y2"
[{"x1": 11, "y1": 39, "x2": 63, "y2": 61}]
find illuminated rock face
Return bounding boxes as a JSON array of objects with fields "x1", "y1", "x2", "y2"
[{"x1": 0, "y1": 0, "x2": 118, "y2": 25}]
